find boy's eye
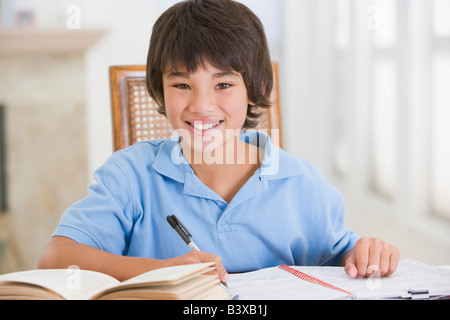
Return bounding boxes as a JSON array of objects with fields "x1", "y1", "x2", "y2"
[
  {"x1": 174, "y1": 84, "x2": 191, "y2": 89},
  {"x1": 216, "y1": 83, "x2": 232, "y2": 90}
]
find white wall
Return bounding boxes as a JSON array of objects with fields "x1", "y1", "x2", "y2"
[{"x1": 83, "y1": 0, "x2": 159, "y2": 179}]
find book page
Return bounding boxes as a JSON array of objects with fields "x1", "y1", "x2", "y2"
[
  {"x1": 225, "y1": 267, "x2": 350, "y2": 300},
  {"x1": 118, "y1": 263, "x2": 215, "y2": 287},
  {"x1": 90, "y1": 263, "x2": 216, "y2": 299},
  {"x1": 96, "y1": 275, "x2": 221, "y2": 300},
  {"x1": 0, "y1": 269, "x2": 119, "y2": 300}
]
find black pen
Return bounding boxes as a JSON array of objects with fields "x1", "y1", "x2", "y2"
[
  {"x1": 166, "y1": 215, "x2": 228, "y2": 288},
  {"x1": 167, "y1": 215, "x2": 200, "y2": 251}
]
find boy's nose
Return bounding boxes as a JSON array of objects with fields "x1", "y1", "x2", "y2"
[{"x1": 188, "y1": 89, "x2": 216, "y2": 115}]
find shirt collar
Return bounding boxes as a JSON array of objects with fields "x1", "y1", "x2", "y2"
[
  {"x1": 152, "y1": 130, "x2": 303, "y2": 184},
  {"x1": 152, "y1": 135, "x2": 186, "y2": 184},
  {"x1": 241, "y1": 130, "x2": 303, "y2": 181}
]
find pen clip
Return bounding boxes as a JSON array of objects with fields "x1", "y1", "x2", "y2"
[
  {"x1": 167, "y1": 215, "x2": 194, "y2": 246},
  {"x1": 170, "y1": 215, "x2": 192, "y2": 237}
]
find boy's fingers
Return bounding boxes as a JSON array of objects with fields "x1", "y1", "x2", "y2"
[
  {"x1": 355, "y1": 238, "x2": 370, "y2": 278},
  {"x1": 368, "y1": 238, "x2": 382, "y2": 276},
  {"x1": 175, "y1": 251, "x2": 229, "y2": 284},
  {"x1": 198, "y1": 252, "x2": 229, "y2": 284},
  {"x1": 213, "y1": 256, "x2": 229, "y2": 284},
  {"x1": 346, "y1": 239, "x2": 400, "y2": 278},
  {"x1": 379, "y1": 244, "x2": 392, "y2": 276},
  {"x1": 344, "y1": 253, "x2": 358, "y2": 278},
  {"x1": 385, "y1": 246, "x2": 400, "y2": 277}
]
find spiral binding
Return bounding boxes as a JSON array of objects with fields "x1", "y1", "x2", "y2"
[{"x1": 278, "y1": 265, "x2": 353, "y2": 295}]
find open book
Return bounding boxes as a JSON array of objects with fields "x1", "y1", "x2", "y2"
[
  {"x1": 0, "y1": 263, "x2": 229, "y2": 300},
  {"x1": 225, "y1": 259, "x2": 450, "y2": 300}
]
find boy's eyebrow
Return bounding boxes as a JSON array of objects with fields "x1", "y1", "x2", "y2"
[
  {"x1": 165, "y1": 71, "x2": 189, "y2": 79},
  {"x1": 165, "y1": 71, "x2": 240, "y2": 80},
  {"x1": 212, "y1": 71, "x2": 240, "y2": 79}
]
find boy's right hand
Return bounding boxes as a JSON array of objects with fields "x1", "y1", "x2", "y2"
[{"x1": 167, "y1": 251, "x2": 229, "y2": 284}]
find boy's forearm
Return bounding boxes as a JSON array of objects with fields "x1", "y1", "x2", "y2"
[{"x1": 37, "y1": 236, "x2": 170, "y2": 281}]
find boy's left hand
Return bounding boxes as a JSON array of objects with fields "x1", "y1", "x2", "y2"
[{"x1": 343, "y1": 238, "x2": 400, "y2": 278}]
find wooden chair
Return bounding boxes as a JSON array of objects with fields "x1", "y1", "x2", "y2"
[{"x1": 109, "y1": 62, "x2": 283, "y2": 152}]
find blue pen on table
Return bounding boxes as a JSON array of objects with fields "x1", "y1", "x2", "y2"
[{"x1": 166, "y1": 214, "x2": 228, "y2": 288}]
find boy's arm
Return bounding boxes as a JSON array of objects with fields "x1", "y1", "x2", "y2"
[
  {"x1": 38, "y1": 236, "x2": 229, "y2": 283},
  {"x1": 340, "y1": 237, "x2": 400, "y2": 278}
]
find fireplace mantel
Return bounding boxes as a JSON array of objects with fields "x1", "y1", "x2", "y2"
[{"x1": 0, "y1": 29, "x2": 107, "y2": 55}]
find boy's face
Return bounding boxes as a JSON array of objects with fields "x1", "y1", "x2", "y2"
[{"x1": 163, "y1": 62, "x2": 252, "y2": 155}]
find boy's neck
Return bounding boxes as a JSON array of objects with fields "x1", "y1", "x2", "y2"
[
  {"x1": 181, "y1": 137, "x2": 263, "y2": 203},
  {"x1": 180, "y1": 136, "x2": 263, "y2": 168}
]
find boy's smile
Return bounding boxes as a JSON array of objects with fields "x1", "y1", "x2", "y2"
[
  {"x1": 185, "y1": 119, "x2": 224, "y2": 137},
  {"x1": 163, "y1": 62, "x2": 253, "y2": 157}
]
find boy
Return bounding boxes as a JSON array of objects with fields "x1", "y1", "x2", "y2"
[{"x1": 38, "y1": 0, "x2": 399, "y2": 284}]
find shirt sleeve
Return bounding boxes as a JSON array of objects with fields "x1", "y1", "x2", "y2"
[
  {"x1": 52, "y1": 154, "x2": 137, "y2": 256},
  {"x1": 317, "y1": 189, "x2": 360, "y2": 266}
]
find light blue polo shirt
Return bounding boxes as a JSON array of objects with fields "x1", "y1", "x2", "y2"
[{"x1": 53, "y1": 131, "x2": 359, "y2": 273}]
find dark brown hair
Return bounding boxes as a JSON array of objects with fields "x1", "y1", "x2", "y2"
[{"x1": 146, "y1": 0, "x2": 273, "y2": 129}]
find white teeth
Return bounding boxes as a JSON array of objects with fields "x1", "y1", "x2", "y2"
[{"x1": 193, "y1": 121, "x2": 221, "y2": 131}]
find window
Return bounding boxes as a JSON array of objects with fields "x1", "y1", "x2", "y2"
[
  {"x1": 370, "y1": 57, "x2": 397, "y2": 199},
  {"x1": 284, "y1": 0, "x2": 450, "y2": 264},
  {"x1": 430, "y1": 0, "x2": 450, "y2": 220},
  {"x1": 331, "y1": 0, "x2": 450, "y2": 221},
  {"x1": 332, "y1": 0, "x2": 351, "y2": 177}
]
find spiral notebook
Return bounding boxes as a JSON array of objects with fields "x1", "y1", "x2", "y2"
[
  {"x1": 226, "y1": 264, "x2": 354, "y2": 300},
  {"x1": 225, "y1": 260, "x2": 450, "y2": 300},
  {"x1": 278, "y1": 265, "x2": 353, "y2": 296}
]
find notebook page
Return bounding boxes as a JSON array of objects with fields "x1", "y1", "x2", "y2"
[
  {"x1": 292, "y1": 259, "x2": 450, "y2": 299},
  {"x1": 226, "y1": 267, "x2": 350, "y2": 300}
]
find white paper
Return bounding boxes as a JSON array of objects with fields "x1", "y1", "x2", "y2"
[
  {"x1": 226, "y1": 267, "x2": 349, "y2": 300},
  {"x1": 225, "y1": 259, "x2": 450, "y2": 300},
  {"x1": 0, "y1": 269, "x2": 119, "y2": 300}
]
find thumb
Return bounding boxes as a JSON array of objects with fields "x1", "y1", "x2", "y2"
[{"x1": 344, "y1": 253, "x2": 358, "y2": 278}]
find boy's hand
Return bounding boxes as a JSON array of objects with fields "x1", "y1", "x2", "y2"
[
  {"x1": 167, "y1": 251, "x2": 229, "y2": 284},
  {"x1": 343, "y1": 238, "x2": 400, "y2": 278}
]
